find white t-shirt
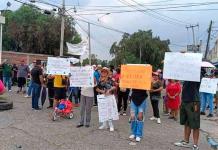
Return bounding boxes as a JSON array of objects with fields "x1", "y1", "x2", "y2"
[{"x1": 81, "y1": 87, "x2": 94, "y2": 97}]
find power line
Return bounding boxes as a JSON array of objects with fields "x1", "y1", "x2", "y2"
[
  {"x1": 128, "y1": 0, "x2": 189, "y2": 25},
  {"x1": 75, "y1": 8, "x2": 218, "y2": 16},
  {"x1": 69, "y1": 1, "x2": 218, "y2": 10},
  {"x1": 118, "y1": 0, "x2": 187, "y2": 27}
]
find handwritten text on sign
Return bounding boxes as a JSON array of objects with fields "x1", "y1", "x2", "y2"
[
  {"x1": 120, "y1": 64, "x2": 152, "y2": 90},
  {"x1": 97, "y1": 95, "x2": 119, "y2": 123},
  {"x1": 199, "y1": 78, "x2": 218, "y2": 94},
  {"x1": 70, "y1": 66, "x2": 94, "y2": 87},
  {"x1": 163, "y1": 52, "x2": 202, "y2": 82},
  {"x1": 47, "y1": 57, "x2": 70, "y2": 75}
]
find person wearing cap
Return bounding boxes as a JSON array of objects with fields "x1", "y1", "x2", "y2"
[
  {"x1": 96, "y1": 67, "x2": 116, "y2": 132},
  {"x1": 149, "y1": 72, "x2": 163, "y2": 124},
  {"x1": 17, "y1": 59, "x2": 30, "y2": 94}
]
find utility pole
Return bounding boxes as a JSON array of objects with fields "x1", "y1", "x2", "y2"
[
  {"x1": 88, "y1": 22, "x2": 91, "y2": 65},
  {"x1": 205, "y1": 20, "x2": 213, "y2": 60},
  {"x1": 0, "y1": 14, "x2": 5, "y2": 64},
  {"x1": 59, "y1": 0, "x2": 65, "y2": 56},
  {"x1": 139, "y1": 45, "x2": 142, "y2": 64},
  {"x1": 186, "y1": 24, "x2": 199, "y2": 46}
]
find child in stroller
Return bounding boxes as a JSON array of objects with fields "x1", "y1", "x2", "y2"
[{"x1": 52, "y1": 99, "x2": 74, "y2": 121}]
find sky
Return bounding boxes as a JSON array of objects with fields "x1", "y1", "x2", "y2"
[{"x1": 1, "y1": 0, "x2": 218, "y2": 60}]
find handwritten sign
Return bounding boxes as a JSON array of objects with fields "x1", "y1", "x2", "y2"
[
  {"x1": 120, "y1": 64, "x2": 152, "y2": 90},
  {"x1": 46, "y1": 57, "x2": 70, "y2": 75},
  {"x1": 163, "y1": 52, "x2": 202, "y2": 82},
  {"x1": 97, "y1": 95, "x2": 119, "y2": 122},
  {"x1": 199, "y1": 78, "x2": 218, "y2": 94},
  {"x1": 70, "y1": 66, "x2": 94, "y2": 87}
]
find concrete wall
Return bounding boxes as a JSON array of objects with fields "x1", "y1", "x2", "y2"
[{"x1": 2, "y1": 51, "x2": 52, "y2": 65}]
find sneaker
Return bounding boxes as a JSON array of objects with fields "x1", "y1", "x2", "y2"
[
  {"x1": 157, "y1": 118, "x2": 161, "y2": 124},
  {"x1": 200, "y1": 112, "x2": 206, "y2": 115},
  {"x1": 192, "y1": 145, "x2": 199, "y2": 150},
  {"x1": 174, "y1": 140, "x2": 189, "y2": 147},
  {"x1": 129, "y1": 135, "x2": 135, "y2": 139},
  {"x1": 150, "y1": 116, "x2": 157, "y2": 121},
  {"x1": 136, "y1": 137, "x2": 141, "y2": 142},
  {"x1": 109, "y1": 127, "x2": 114, "y2": 132},
  {"x1": 24, "y1": 95, "x2": 31, "y2": 98},
  {"x1": 76, "y1": 124, "x2": 84, "y2": 128},
  {"x1": 8, "y1": 90, "x2": 12, "y2": 92},
  {"x1": 99, "y1": 125, "x2": 107, "y2": 130},
  {"x1": 123, "y1": 112, "x2": 127, "y2": 116},
  {"x1": 207, "y1": 114, "x2": 213, "y2": 118}
]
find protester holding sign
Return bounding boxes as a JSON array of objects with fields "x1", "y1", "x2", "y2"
[
  {"x1": 200, "y1": 73, "x2": 215, "y2": 118},
  {"x1": 129, "y1": 89, "x2": 148, "y2": 142},
  {"x1": 96, "y1": 67, "x2": 116, "y2": 132},
  {"x1": 166, "y1": 80, "x2": 181, "y2": 121},
  {"x1": 150, "y1": 72, "x2": 163, "y2": 124}
]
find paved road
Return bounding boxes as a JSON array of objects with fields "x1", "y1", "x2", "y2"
[{"x1": 0, "y1": 90, "x2": 211, "y2": 150}]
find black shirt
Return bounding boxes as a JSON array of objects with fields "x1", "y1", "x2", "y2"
[
  {"x1": 181, "y1": 81, "x2": 200, "y2": 103},
  {"x1": 150, "y1": 81, "x2": 162, "y2": 97},
  {"x1": 31, "y1": 66, "x2": 43, "y2": 85},
  {"x1": 131, "y1": 89, "x2": 148, "y2": 106}
]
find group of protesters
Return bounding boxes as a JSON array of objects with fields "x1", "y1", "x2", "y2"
[{"x1": 2, "y1": 58, "x2": 218, "y2": 150}]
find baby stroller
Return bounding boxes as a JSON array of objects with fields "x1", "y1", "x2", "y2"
[{"x1": 52, "y1": 99, "x2": 74, "y2": 121}]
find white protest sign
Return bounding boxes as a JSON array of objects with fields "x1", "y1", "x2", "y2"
[
  {"x1": 200, "y1": 78, "x2": 218, "y2": 94},
  {"x1": 97, "y1": 95, "x2": 119, "y2": 123},
  {"x1": 46, "y1": 57, "x2": 70, "y2": 75},
  {"x1": 70, "y1": 66, "x2": 94, "y2": 87},
  {"x1": 163, "y1": 52, "x2": 202, "y2": 82}
]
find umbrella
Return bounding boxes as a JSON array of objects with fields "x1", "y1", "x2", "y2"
[{"x1": 201, "y1": 61, "x2": 215, "y2": 68}]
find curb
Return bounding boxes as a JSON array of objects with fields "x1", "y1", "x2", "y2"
[{"x1": 200, "y1": 129, "x2": 218, "y2": 150}]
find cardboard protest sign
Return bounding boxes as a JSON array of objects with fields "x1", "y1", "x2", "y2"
[
  {"x1": 46, "y1": 57, "x2": 70, "y2": 75},
  {"x1": 97, "y1": 95, "x2": 119, "y2": 122},
  {"x1": 163, "y1": 52, "x2": 202, "y2": 82},
  {"x1": 70, "y1": 66, "x2": 94, "y2": 87},
  {"x1": 200, "y1": 78, "x2": 218, "y2": 94},
  {"x1": 120, "y1": 64, "x2": 152, "y2": 90}
]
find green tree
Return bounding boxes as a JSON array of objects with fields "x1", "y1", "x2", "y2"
[
  {"x1": 2, "y1": 5, "x2": 80, "y2": 56},
  {"x1": 109, "y1": 30, "x2": 170, "y2": 70}
]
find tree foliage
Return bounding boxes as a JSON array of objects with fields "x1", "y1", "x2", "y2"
[
  {"x1": 109, "y1": 30, "x2": 170, "y2": 70},
  {"x1": 2, "y1": 5, "x2": 81, "y2": 55}
]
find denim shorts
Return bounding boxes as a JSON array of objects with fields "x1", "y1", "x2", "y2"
[{"x1": 130, "y1": 100, "x2": 147, "y2": 114}]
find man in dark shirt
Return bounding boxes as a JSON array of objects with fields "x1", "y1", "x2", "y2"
[
  {"x1": 174, "y1": 81, "x2": 201, "y2": 150},
  {"x1": 31, "y1": 60, "x2": 44, "y2": 110}
]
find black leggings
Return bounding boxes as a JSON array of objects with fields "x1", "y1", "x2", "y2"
[
  {"x1": 117, "y1": 91, "x2": 129, "y2": 112},
  {"x1": 151, "y1": 100, "x2": 160, "y2": 118}
]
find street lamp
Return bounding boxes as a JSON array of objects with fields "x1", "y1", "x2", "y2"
[{"x1": 97, "y1": 13, "x2": 110, "y2": 22}]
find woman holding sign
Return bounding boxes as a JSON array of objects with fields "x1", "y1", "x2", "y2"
[
  {"x1": 129, "y1": 89, "x2": 148, "y2": 142},
  {"x1": 96, "y1": 67, "x2": 116, "y2": 132},
  {"x1": 150, "y1": 72, "x2": 163, "y2": 124}
]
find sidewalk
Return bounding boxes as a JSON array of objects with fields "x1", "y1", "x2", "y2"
[{"x1": 200, "y1": 111, "x2": 218, "y2": 150}]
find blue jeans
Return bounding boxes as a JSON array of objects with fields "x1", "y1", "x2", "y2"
[
  {"x1": 27, "y1": 80, "x2": 33, "y2": 96},
  {"x1": 130, "y1": 100, "x2": 147, "y2": 138},
  {"x1": 69, "y1": 87, "x2": 80, "y2": 104},
  {"x1": 200, "y1": 92, "x2": 214, "y2": 114},
  {"x1": 32, "y1": 82, "x2": 41, "y2": 109},
  {"x1": 3, "y1": 76, "x2": 11, "y2": 91}
]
